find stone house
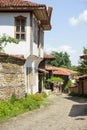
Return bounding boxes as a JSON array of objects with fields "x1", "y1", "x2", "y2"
[{"x1": 0, "y1": 0, "x2": 52, "y2": 98}]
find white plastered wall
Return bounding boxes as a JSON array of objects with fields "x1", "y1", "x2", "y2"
[{"x1": 0, "y1": 13, "x2": 31, "y2": 58}]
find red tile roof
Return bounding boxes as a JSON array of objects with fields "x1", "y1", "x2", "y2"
[
  {"x1": 53, "y1": 70, "x2": 71, "y2": 76},
  {"x1": 44, "y1": 53, "x2": 55, "y2": 60},
  {"x1": 0, "y1": 0, "x2": 46, "y2": 7},
  {"x1": 80, "y1": 54, "x2": 87, "y2": 59},
  {"x1": 45, "y1": 65, "x2": 77, "y2": 76},
  {"x1": 0, "y1": 52, "x2": 26, "y2": 61},
  {"x1": 45, "y1": 65, "x2": 58, "y2": 71}
]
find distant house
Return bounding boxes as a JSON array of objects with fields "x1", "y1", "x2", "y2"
[
  {"x1": 78, "y1": 54, "x2": 87, "y2": 95},
  {"x1": 78, "y1": 75, "x2": 87, "y2": 95},
  {"x1": 69, "y1": 54, "x2": 87, "y2": 95},
  {"x1": 80, "y1": 54, "x2": 87, "y2": 59},
  {"x1": 45, "y1": 65, "x2": 77, "y2": 91},
  {"x1": 0, "y1": 0, "x2": 52, "y2": 99},
  {"x1": 45, "y1": 65, "x2": 76, "y2": 79}
]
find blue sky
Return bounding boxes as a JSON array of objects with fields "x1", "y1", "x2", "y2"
[{"x1": 32, "y1": 0, "x2": 87, "y2": 65}]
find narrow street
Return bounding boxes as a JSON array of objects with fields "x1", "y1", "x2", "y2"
[{"x1": 0, "y1": 94, "x2": 87, "y2": 130}]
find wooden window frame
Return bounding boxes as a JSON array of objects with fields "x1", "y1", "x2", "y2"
[{"x1": 14, "y1": 16, "x2": 26, "y2": 41}]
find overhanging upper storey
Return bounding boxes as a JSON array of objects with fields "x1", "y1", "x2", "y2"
[{"x1": 0, "y1": 0, "x2": 52, "y2": 30}]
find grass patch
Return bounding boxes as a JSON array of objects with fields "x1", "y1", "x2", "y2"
[{"x1": 0, "y1": 92, "x2": 48, "y2": 121}]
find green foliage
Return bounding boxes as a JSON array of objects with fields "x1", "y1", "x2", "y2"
[
  {"x1": 47, "y1": 76, "x2": 64, "y2": 83},
  {"x1": 83, "y1": 47, "x2": 87, "y2": 54},
  {"x1": 77, "y1": 47, "x2": 87, "y2": 76},
  {"x1": 77, "y1": 60, "x2": 87, "y2": 75},
  {"x1": 10, "y1": 93, "x2": 18, "y2": 104},
  {"x1": 43, "y1": 76, "x2": 46, "y2": 85},
  {"x1": 0, "y1": 34, "x2": 19, "y2": 51},
  {"x1": 41, "y1": 92, "x2": 48, "y2": 98},
  {"x1": 46, "y1": 51, "x2": 72, "y2": 69},
  {"x1": 65, "y1": 80, "x2": 73, "y2": 90},
  {"x1": 0, "y1": 93, "x2": 48, "y2": 121}
]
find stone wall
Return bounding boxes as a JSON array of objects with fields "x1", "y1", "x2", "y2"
[{"x1": 0, "y1": 53, "x2": 26, "y2": 100}]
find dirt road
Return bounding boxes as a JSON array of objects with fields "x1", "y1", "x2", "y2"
[{"x1": 0, "y1": 94, "x2": 87, "y2": 130}]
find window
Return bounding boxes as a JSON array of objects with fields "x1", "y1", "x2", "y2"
[{"x1": 15, "y1": 16, "x2": 26, "y2": 40}]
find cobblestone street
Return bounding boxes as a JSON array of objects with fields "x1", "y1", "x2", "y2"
[{"x1": 0, "y1": 94, "x2": 87, "y2": 130}]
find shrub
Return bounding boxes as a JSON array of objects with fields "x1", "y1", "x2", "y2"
[
  {"x1": 41, "y1": 92, "x2": 48, "y2": 98},
  {"x1": 48, "y1": 76, "x2": 64, "y2": 83},
  {"x1": 0, "y1": 93, "x2": 48, "y2": 121},
  {"x1": 10, "y1": 93, "x2": 18, "y2": 104},
  {"x1": 65, "y1": 80, "x2": 73, "y2": 90}
]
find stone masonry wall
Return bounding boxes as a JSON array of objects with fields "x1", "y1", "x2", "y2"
[{"x1": 0, "y1": 53, "x2": 26, "y2": 100}]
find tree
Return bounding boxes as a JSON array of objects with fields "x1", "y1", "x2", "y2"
[
  {"x1": 77, "y1": 47, "x2": 87, "y2": 75},
  {"x1": 46, "y1": 51, "x2": 72, "y2": 69},
  {"x1": 0, "y1": 34, "x2": 19, "y2": 52},
  {"x1": 83, "y1": 47, "x2": 87, "y2": 54}
]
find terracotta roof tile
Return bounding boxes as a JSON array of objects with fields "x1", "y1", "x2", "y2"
[
  {"x1": 45, "y1": 65, "x2": 58, "y2": 71},
  {"x1": 0, "y1": 0, "x2": 46, "y2": 7},
  {"x1": 44, "y1": 53, "x2": 55, "y2": 60},
  {"x1": 80, "y1": 54, "x2": 87, "y2": 59},
  {"x1": 45, "y1": 65, "x2": 77, "y2": 76},
  {"x1": 0, "y1": 52, "x2": 26, "y2": 61},
  {"x1": 53, "y1": 70, "x2": 71, "y2": 76}
]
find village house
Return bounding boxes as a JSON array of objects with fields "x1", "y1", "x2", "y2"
[
  {"x1": 45, "y1": 65, "x2": 77, "y2": 92},
  {"x1": 69, "y1": 54, "x2": 87, "y2": 95},
  {"x1": 0, "y1": 0, "x2": 52, "y2": 99},
  {"x1": 78, "y1": 54, "x2": 87, "y2": 95}
]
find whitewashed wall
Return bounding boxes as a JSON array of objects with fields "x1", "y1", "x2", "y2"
[
  {"x1": 0, "y1": 13, "x2": 44, "y2": 59},
  {"x1": 0, "y1": 13, "x2": 30, "y2": 57}
]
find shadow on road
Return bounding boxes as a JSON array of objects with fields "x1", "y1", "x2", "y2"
[
  {"x1": 64, "y1": 96, "x2": 87, "y2": 103},
  {"x1": 69, "y1": 104, "x2": 87, "y2": 117},
  {"x1": 64, "y1": 95, "x2": 87, "y2": 117}
]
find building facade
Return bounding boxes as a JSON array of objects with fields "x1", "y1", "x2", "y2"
[{"x1": 0, "y1": 0, "x2": 52, "y2": 94}]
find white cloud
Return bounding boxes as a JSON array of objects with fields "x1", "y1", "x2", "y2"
[
  {"x1": 44, "y1": 44, "x2": 76, "y2": 54},
  {"x1": 69, "y1": 17, "x2": 78, "y2": 26},
  {"x1": 44, "y1": 44, "x2": 57, "y2": 53},
  {"x1": 69, "y1": 10, "x2": 87, "y2": 26},
  {"x1": 58, "y1": 45, "x2": 76, "y2": 54}
]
